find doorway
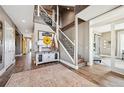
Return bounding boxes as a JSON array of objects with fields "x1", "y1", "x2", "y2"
[
  {"x1": 90, "y1": 24, "x2": 112, "y2": 67},
  {"x1": 15, "y1": 31, "x2": 23, "y2": 57},
  {"x1": 89, "y1": 20, "x2": 124, "y2": 75},
  {"x1": 111, "y1": 23, "x2": 124, "y2": 74}
]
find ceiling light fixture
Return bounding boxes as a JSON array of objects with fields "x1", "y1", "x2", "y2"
[
  {"x1": 22, "y1": 19, "x2": 26, "y2": 23},
  {"x1": 67, "y1": 8, "x2": 70, "y2": 10}
]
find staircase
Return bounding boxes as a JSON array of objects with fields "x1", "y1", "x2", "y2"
[
  {"x1": 34, "y1": 5, "x2": 87, "y2": 68},
  {"x1": 34, "y1": 6, "x2": 56, "y2": 31}
]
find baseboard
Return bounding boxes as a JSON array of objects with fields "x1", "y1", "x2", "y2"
[
  {"x1": 0, "y1": 68, "x2": 6, "y2": 76},
  {"x1": 15, "y1": 53, "x2": 23, "y2": 57},
  {"x1": 60, "y1": 59, "x2": 78, "y2": 69},
  {"x1": 0, "y1": 60, "x2": 15, "y2": 76}
]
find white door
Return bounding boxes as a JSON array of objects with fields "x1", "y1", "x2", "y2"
[
  {"x1": 4, "y1": 21, "x2": 15, "y2": 69},
  {"x1": 117, "y1": 31, "x2": 124, "y2": 58}
]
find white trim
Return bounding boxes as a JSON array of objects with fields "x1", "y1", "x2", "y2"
[
  {"x1": 37, "y1": 5, "x2": 40, "y2": 16},
  {"x1": 89, "y1": 27, "x2": 94, "y2": 65},
  {"x1": 75, "y1": 17, "x2": 78, "y2": 66},
  {"x1": 74, "y1": 40, "x2": 76, "y2": 66},
  {"x1": 56, "y1": 5, "x2": 59, "y2": 39},
  {"x1": 59, "y1": 40, "x2": 75, "y2": 64},
  {"x1": 111, "y1": 24, "x2": 116, "y2": 68},
  {"x1": 60, "y1": 59, "x2": 78, "y2": 69}
]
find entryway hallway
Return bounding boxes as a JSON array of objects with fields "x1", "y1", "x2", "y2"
[{"x1": 1, "y1": 5, "x2": 124, "y2": 87}]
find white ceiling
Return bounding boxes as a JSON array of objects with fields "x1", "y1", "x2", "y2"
[
  {"x1": 77, "y1": 5, "x2": 119, "y2": 21},
  {"x1": 2, "y1": 5, "x2": 34, "y2": 37},
  {"x1": 90, "y1": 6, "x2": 124, "y2": 27}
]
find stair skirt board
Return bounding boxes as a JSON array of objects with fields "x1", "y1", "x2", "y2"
[
  {"x1": 60, "y1": 59, "x2": 78, "y2": 69},
  {"x1": 58, "y1": 40, "x2": 75, "y2": 64}
]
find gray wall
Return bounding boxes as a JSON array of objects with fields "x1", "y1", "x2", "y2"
[
  {"x1": 60, "y1": 10, "x2": 75, "y2": 28},
  {"x1": 64, "y1": 22, "x2": 89, "y2": 62},
  {"x1": 78, "y1": 22, "x2": 89, "y2": 61}
]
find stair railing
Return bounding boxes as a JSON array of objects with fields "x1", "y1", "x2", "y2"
[{"x1": 37, "y1": 5, "x2": 75, "y2": 63}]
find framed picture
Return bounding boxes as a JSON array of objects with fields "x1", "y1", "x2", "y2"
[{"x1": 0, "y1": 21, "x2": 2, "y2": 30}]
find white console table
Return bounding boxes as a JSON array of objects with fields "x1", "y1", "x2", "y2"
[{"x1": 35, "y1": 51, "x2": 59, "y2": 66}]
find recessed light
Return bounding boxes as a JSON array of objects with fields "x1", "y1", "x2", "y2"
[
  {"x1": 22, "y1": 19, "x2": 26, "y2": 23},
  {"x1": 67, "y1": 8, "x2": 70, "y2": 10}
]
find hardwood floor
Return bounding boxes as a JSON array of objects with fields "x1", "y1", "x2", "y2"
[
  {"x1": 73, "y1": 65, "x2": 124, "y2": 87},
  {"x1": 0, "y1": 52, "x2": 124, "y2": 87}
]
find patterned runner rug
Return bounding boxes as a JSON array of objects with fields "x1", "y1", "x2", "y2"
[{"x1": 6, "y1": 64, "x2": 97, "y2": 87}]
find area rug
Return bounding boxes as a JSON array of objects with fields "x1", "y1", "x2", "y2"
[{"x1": 5, "y1": 64, "x2": 97, "y2": 87}]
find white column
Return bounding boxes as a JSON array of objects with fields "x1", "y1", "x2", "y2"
[
  {"x1": 111, "y1": 24, "x2": 116, "y2": 69},
  {"x1": 89, "y1": 27, "x2": 94, "y2": 65},
  {"x1": 56, "y1": 5, "x2": 59, "y2": 39},
  {"x1": 37, "y1": 5, "x2": 40, "y2": 16},
  {"x1": 75, "y1": 16, "x2": 78, "y2": 68}
]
